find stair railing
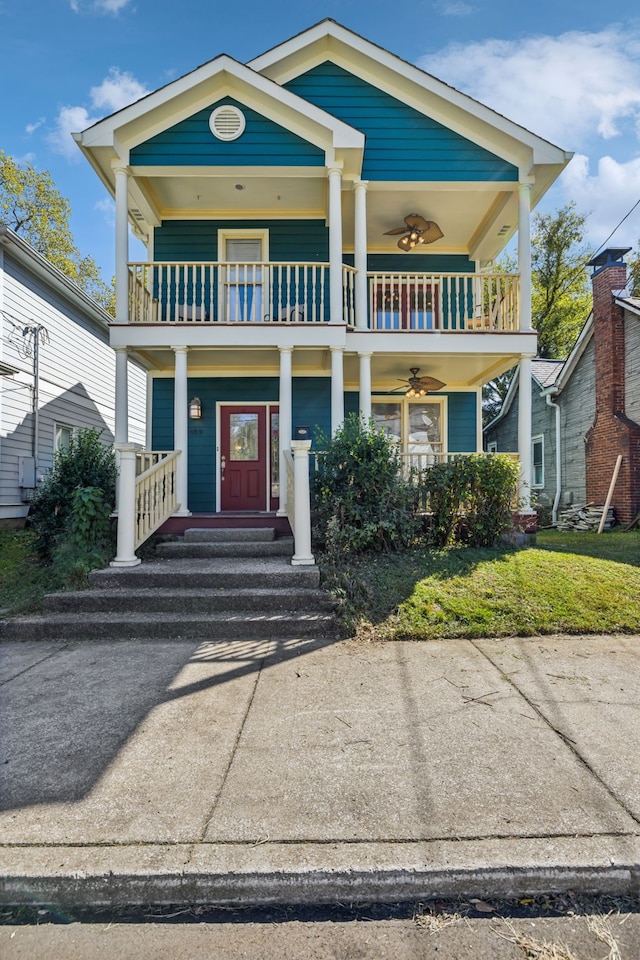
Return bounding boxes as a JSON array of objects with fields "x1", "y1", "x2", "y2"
[{"x1": 111, "y1": 445, "x2": 180, "y2": 567}]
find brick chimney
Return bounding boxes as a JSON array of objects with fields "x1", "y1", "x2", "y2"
[{"x1": 584, "y1": 247, "x2": 640, "y2": 525}]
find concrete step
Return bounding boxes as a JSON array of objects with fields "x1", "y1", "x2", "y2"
[
  {"x1": 183, "y1": 527, "x2": 276, "y2": 542},
  {"x1": 0, "y1": 610, "x2": 337, "y2": 642},
  {"x1": 155, "y1": 539, "x2": 294, "y2": 559},
  {"x1": 43, "y1": 587, "x2": 333, "y2": 615},
  {"x1": 89, "y1": 558, "x2": 320, "y2": 590}
]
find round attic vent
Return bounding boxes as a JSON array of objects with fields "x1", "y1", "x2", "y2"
[{"x1": 209, "y1": 105, "x2": 246, "y2": 141}]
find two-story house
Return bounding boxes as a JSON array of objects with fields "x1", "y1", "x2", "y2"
[{"x1": 74, "y1": 19, "x2": 571, "y2": 564}]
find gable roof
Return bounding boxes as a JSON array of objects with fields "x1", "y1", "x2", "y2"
[{"x1": 250, "y1": 20, "x2": 571, "y2": 189}]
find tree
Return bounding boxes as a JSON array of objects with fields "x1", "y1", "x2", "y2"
[
  {"x1": 531, "y1": 202, "x2": 592, "y2": 358},
  {"x1": 482, "y1": 368, "x2": 514, "y2": 426},
  {"x1": 628, "y1": 242, "x2": 640, "y2": 297},
  {"x1": 0, "y1": 151, "x2": 114, "y2": 314}
]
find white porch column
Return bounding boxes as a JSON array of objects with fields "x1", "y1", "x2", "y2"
[
  {"x1": 110, "y1": 443, "x2": 141, "y2": 567},
  {"x1": 330, "y1": 345, "x2": 345, "y2": 436},
  {"x1": 291, "y1": 440, "x2": 314, "y2": 565},
  {"x1": 114, "y1": 347, "x2": 129, "y2": 444},
  {"x1": 328, "y1": 167, "x2": 343, "y2": 324},
  {"x1": 518, "y1": 356, "x2": 533, "y2": 509},
  {"x1": 277, "y1": 345, "x2": 293, "y2": 517},
  {"x1": 518, "y1": 181, "x2": 533, "y2": 332},
  {"x1": 113, "y1": 163, "x2": 130, "y2": 325},
  {"x1": 354, "y1": 180, "x2": 369, "y2": 330},
  {"x1": 172, "y1": 345, "x2": 191, "y2": 517},
  {"x1": 358, "y1": 351, "x2": 372, "y2": 421}
]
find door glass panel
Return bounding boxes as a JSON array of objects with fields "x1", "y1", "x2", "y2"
[
  {"x1": 229, "y1": 413, "x2": 259, "y2": 461},
  {"x1": 270, "y1": 412, "x2": 279, "y2": 499}
]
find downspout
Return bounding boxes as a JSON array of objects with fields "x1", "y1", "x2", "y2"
[{"x1": 545, "y1": 392, "x2": 561, "y2": 525}]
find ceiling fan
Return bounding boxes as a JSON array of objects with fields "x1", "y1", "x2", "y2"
[
  {"x1": 384, "y1": 214, "x2": 443, "y2": 251},
  {"x1": 398, "y1": 368, "x2": 446, "y2": 398}
]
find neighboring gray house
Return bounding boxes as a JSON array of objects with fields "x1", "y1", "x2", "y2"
[
  {"x1": 0, "y1": 225, "x2": 147, "y2": 528},
  {"x1": 485, "y1": 248, "x2": 640, "y2": 526}
]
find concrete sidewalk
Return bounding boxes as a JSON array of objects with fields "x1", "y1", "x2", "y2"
[{"x1": 1, "y1": 633, "x2": 639, "y2": 906}]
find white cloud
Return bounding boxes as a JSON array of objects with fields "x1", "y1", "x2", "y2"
[
  {"x1": 95, "y1": 197, "x2": 115, "y2": 228},
  {"x1": 561, "y1": 153, "x2": 640, "y2": 246},
  {"x1": 90, "y1": 68, "x2": 148, "y2": 113},
  {"x1": 435, "y1": 1, "x2": 474, "y2": 15},
  {"x1": 421, "y1": 27, "x2": 640, "y2": 148},
  {"x1": 70, "y1": 0, "x2": 133, "y2": 12},
  {"x1": 25, "y1": 118, "x2": 45, "y2": 135},
  {"x1": 48, "y1": 68, "x2": 149, "y2": 159}
]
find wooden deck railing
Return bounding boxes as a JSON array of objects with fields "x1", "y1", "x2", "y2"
[
  {"x1": 134, "y1": 450, "x2": 179, "y2": 549},
  {"x1": 367, "y1": 272, "x2": 519, "y2": 331},
  {"x1": 127, "y1": 262, "x2": 520, "y2": 330}
]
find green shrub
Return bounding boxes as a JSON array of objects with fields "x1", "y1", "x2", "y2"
[
  {"x1": 313, "y1": 414, "x2": 422, "y2": 557},
  {"x1": 29, "y1": 428, "x2": 117, "y2": 559},
  {"x1": 422, "y1": 454, "x2": 520, "y2": 548}
]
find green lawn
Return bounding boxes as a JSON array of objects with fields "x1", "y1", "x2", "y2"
[
  {"x1": 0, "y1": 530, "x2": 67, "y2": 615},
  {"x1": 323, "y1": 529, "x2": 640, "y2": 640}
]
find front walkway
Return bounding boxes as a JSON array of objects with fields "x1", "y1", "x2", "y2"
[{"x1": 1, "y1": 633, "x2": 639, "y2": 904}]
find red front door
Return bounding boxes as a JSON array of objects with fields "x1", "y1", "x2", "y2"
[{"x1": 220, "y1": 405, "x2": 267, "y2": 511}]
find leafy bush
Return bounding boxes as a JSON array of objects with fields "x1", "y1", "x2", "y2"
[
  {"x1": 422, "y1": 454, "x2": 520, "y2": 548},
  {"x1": 29, "y1": 428, "x2": 117, "y2": 559},
  {"x1": 313, "y1": 414, "x2": 421, "y2": 557}
]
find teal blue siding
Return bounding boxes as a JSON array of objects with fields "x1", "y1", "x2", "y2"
[
  {"x1": 154, "y1": 219, "x2": 329, "y2": 262},
  {"x1": 152, "y1": 376, "x2": 331, "y2": 510},
  {"x1": 153, "y1": 220, "x2": 330, "y2": 323},
  {"x1": 285, "y1": 63, "x2": 518, "y2": 182},
  {"x1": 367, "y1": 254, "x2": 474, "y2": 273},
  {"x1": 446, "y1": 393, "x2": 477, "y2": 451},
  {"x1": 131, "y1": 97, "x2": 324, "y2": 167}
]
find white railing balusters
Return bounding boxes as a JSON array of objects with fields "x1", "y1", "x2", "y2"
[{"x1": 133, "y1": 450, "x2": 179, "y2": 549}]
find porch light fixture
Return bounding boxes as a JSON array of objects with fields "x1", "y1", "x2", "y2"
[
  {"x1": 189, "y1": 397, "x2": 202, "y2": 419},
  {"x1": 384, "y1": 215, "x2": 444, "y2": 251},
  {"x1": 401, "y1": 368, "x2": 446, "y2": 398}
]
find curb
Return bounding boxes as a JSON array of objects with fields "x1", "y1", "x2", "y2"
[{"x1": 3, "y1": 837, "x2": 639, "y2": 907}]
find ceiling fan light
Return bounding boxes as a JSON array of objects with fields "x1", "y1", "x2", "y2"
[{"x1": 398, "y1": 235, "x2": 413, "y2": 252}]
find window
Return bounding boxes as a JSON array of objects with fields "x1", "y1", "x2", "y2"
[
  {"x1": 487, "y1": 441, "x2": 498, "y2": 454},
  {"x1": 371, "y1": 398, "x2": 446, "y2": 468},
  {"x1": 55, "y1": 423, "x2": 74, "y2": 452},
  {"x1": 532, "y1": 436, "x2": 544, "y2": 488}
]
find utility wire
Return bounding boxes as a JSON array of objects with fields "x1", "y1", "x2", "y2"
[{"x1": 589, "y1": 196, "x2": 640, "y2": 260}]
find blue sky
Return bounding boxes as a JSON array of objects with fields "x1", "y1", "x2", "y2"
[{"x1": 3, "y1": 1, "x2": 640, "y2": 279}]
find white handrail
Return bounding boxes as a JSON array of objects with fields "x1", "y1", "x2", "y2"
[{"x1": 134, "y1": 450, "x2": 180, "y2": 549}]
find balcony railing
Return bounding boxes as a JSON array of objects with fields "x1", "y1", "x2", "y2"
[
  {"x1": 127, "y1": 261, "x2": 519, "y2": 330},
  {"x1": 368, "y1": 272, "x2": 519, "y2": 331}
]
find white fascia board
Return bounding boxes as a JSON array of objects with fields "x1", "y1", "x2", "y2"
[
  {"x1": 0, "y1": 225, "x2": 111, "y2": 334},
  {"x1": 553, "y1": 314, "x2": 594, "y2": 392},
  {"x1": 250, "y1": 20, "x2": 571, "y2": 173},
  {"x1": 108, "y1": 323, "x2": 348, "y2": 351},
  {"x1": 77, "y1": 55, "x2": 363, "y2": 159},
  {"x1": 345, "y1": 330, "x2": 537, "y2": 355}
]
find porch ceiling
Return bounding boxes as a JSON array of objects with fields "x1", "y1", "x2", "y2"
[
  {"x1": 131, "y1": 344, "x2": 521, "y2": 388},
  {"x1": 131, "y1": 169, "x2": 518, "y2": 262}
]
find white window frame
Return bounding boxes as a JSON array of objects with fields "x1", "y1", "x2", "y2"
[
  {"x1": 218, "y1": 228, "x2": 269, "y2": 323},
  {"x1": 54, "y1": 422, "x2": 75, "y2": 453},
  {"x1": 487, "y1": 440, "x2": 498, "y2": 454},
  {"x1": 371, "y1": 396, "x2": 447, "y2": 460},
  {"x1": 531, "y1": 435, "x2": 544, "y2": 488}
]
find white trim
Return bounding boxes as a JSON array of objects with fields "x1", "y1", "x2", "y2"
[
  {"x1": 531, "y1": 433, "x2": 544, "y2": 489},
  {"x1": 218, "y1": 227, "x2": 270, "y2": 262},
  {"x1": 249, "y1": 20, "x2": 571, "y2": 169},
  {"x1": 487, "y1": 440, "x2": 498, "y2": 454}
]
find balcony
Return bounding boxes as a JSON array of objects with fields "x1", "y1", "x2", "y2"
[{"x1": 127, "y1": 262, "x2": 519, "y2": 331}]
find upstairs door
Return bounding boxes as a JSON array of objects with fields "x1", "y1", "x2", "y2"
[
  {"x1": 220, "y1": 405, "x2": 267, "y2": 511},
  {"x1": 221, "y1": 235, "x2": 266, "y2": 323}
]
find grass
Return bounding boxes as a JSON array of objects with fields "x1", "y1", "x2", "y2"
[
  {"x1": 321, "y1": 529, "x2": 640, "y2": 640},
  {"x1": 0, "y1": 529, "x2": 67, "y2": 615}
]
